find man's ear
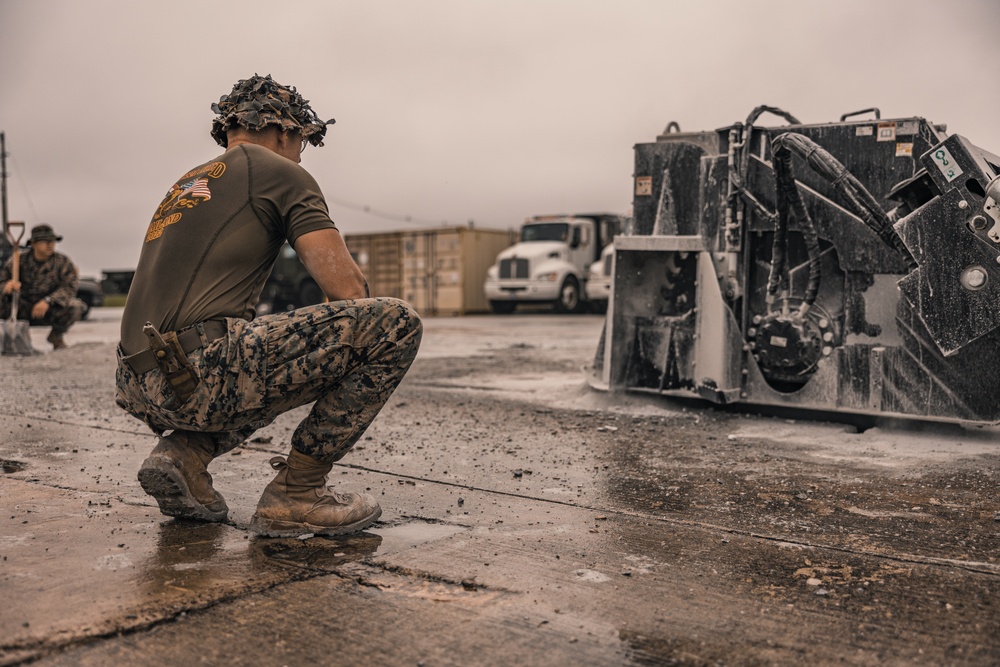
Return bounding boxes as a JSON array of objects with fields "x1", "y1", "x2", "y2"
[{"x1": 278, "y1": 130, "x2": 297, "y2": 149}]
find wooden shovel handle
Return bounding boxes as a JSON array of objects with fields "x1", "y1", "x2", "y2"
[{"x1": 6, "y1": 222, "x2": 24, "y2": 282}]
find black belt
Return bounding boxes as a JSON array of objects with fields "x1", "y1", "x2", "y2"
[{"x1": 123, "y1": 320, "x2": 228, "y2": 374}]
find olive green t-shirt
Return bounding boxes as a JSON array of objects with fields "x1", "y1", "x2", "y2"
[{"x1": 120, "y1": 144, "x2": 336, "y2": 354}]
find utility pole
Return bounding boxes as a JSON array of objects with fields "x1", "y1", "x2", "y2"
[{"x1": 1, "y1": 132, "x2": 7, "y2": 236}]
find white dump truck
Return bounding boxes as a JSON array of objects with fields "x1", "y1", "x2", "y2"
[
  {"x1": 483, "y1": 213, "x2": 625, "y2": 314},
  {"x1": 584, "y1": 241, "x2": 615, "y2": 314}
]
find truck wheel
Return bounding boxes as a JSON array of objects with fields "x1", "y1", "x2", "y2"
[
  {"x1": 299, "y1": 279, "x2": 325, "y2": 307},
  {"x1": 490, "y1": 300, "x2": 517, "y2": 315},
  {"x1": 554, "y1": 276, "x2": 581, "y2": 314}
]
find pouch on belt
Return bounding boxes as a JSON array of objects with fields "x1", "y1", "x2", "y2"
[{"x1": 142, "y1": 321, "x2": 199, "y2": 403}]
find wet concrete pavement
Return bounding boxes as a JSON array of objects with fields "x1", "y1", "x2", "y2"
[{"x1": 2, "y1": 309, "x2": 1000, "y2": 666}]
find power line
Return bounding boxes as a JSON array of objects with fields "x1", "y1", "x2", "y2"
[
  {"x1": 325, "y1": 194, "x2": 481, "y2": 228},
  {"x1": 7, "y1": 152, "x2": 41, "y2": 223}
]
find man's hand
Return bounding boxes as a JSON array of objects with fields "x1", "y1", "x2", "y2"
[
  {"x1": 2, "y1": 279, "x2": 21, "y2": 295},
  {"x1": 294, "y1": 229, "x2": 368, "y2": 302},
  {"x1": 31, "y1": 299, "x2": 50, "y2": 320}
]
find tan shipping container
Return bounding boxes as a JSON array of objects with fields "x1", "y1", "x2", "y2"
[
  {"x1": 400, "y1": 227, "x2": 516, "y2": 315},
  {"x1": 344, "y1": 232, "x2": 403, "y2": 299},
  {"x1": 346, "y1": 227, "x2": 514, "y2": 315}
]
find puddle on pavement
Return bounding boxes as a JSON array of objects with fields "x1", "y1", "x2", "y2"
[
  {"x1": 372, "y1": 520, "x2": 468, "y2": 553},
  {"x1": 127, "y1": 519, "x2": 467, "y2": 576},
  {"x1": 249, "y1": 520, "x2": 467, "y2": 570},
  {"x1": 136, "y1": 522, "x2": 243, "y2": 587},
  {"x1": 251, "y1": 532, "x2": 384, "y2": 570}
]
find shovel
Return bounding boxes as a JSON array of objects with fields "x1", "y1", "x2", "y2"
[{"x1": 1, "y1": 221, "x2": 35, "y2": 356}]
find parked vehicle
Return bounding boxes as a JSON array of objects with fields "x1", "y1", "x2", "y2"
[
  {"x1": 483, "y1": 213, "x2": 626, "y2": 314},
  {"x1": 256, "y1": 243, "x2": 324, "y2": 314},
  {"x1": 76, "y1": 278, "x2": 104, "y2": 320},
  {"x1": 585, "y1": 242, "x2": 615, "y2": 314}
]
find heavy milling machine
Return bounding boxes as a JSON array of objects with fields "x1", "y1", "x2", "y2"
[{"x1": 591, "y1": 106, "x2": 1000, "y2": 424}]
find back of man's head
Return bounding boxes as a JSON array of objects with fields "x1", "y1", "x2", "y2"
[{"x1": 210, "y1": 74, "x2": 334, "y2": 149}]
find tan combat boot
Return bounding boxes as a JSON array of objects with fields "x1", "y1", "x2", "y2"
[
  {"x1": 250, "y1": 449, "x2": 381, "y2": 537},
  {"x1": 138, "y1": 431, "x2": 229, "y2": 522}
]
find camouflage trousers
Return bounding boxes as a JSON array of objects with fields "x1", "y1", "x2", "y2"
[
  {"x1": 115, "y1": 298, "x2": 422, "y2": 463},
  {"x1": 0, "y1": 297, "x2": 86, "y2": 335}
]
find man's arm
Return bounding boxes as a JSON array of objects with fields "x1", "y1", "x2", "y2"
[
  {"x1": 293, "y1": 228, "x2": 369, "y2": 302},
  {"x1": 0, "y1": 256, "x2": 17, "y2": 294}
]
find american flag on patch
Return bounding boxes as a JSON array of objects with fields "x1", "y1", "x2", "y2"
[{"x1": 179, "y1": 178, "x2": 212, "y2": 201}]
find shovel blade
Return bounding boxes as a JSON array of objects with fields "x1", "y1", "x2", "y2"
[{"x1": 0, "y1": 320, "x2": 36, "y2": 356}]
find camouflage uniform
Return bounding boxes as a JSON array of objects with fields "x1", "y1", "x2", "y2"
[
  {"x1": 118, "y1": 74, "x2": 419, "y2": 533},
  {"x1": 0, "y1": 249, "x2": 86, "y2": 334},
  {"x1": 115, "y1": 297, "x2": 422, "y2": 463}
]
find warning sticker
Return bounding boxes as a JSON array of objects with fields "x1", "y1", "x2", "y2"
[
  {"x1": 897, "y1": 120, "x2": 919, "y2": 136},
  {"x1": 895, "y1": 143, "x2": 913, "y2": 157},
  {"x1": 856, "y1": 125, "x2": 874, "y2": 137},
  {"x1": 635, "y1": 176, "x2": 653, "y2": 196},
  {"x1": 931, "y1": 146, "x2": 964, "y2": 182},
  {"x1": 877, "y1": 122, "x2": 896, "y2": 142}
]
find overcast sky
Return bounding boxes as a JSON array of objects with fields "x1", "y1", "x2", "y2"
[{"x1": 2, "y1": 0, "x2": 999, "y2": 277}]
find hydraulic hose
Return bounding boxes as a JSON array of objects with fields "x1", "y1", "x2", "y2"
[
  {"x1": 745, "y1": 105, "x2": 801, "y2": 130},
  {"x1": 771, "y1": 132, "x2": 917, "y2": 270},
  {"x1": 740, "y1": 106, "x2": 802, "y2": 193},
  {"x1": 771, "y1": 141, "x2": 822, "y2": 308},
  {"x1": 767, "y1": 150, "x2": 791, "y2": 298},
  {"x1": 729, "y1": 106, "x2": 808, "y2": 307},
  {"x1": 730, "y1": 106, "x2": 802, "y2": 223}
]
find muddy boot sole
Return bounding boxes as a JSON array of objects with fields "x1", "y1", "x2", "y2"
[
  {"x1": 249, "y1": 506, "x2": 382, "y2": 538},
  {"x1": 138, "y1": 457, "x2": 228, "y2": 523}
]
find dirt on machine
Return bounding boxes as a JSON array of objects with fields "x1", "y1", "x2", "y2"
[{"x1": 591, "y1": 105, "x2": 1000, "y2": 426}]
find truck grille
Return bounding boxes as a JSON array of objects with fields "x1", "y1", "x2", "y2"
[{"x1": 500, "y1": 258, "x2": 529, "y2": 279}]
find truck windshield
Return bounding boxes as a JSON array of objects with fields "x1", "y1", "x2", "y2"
[{"x1": 521, "y1": 223, "x2": 569, "y2": 243}]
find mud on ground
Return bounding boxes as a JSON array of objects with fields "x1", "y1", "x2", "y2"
[
  {"x1": 384, "y1": 322, "x2": 1000, "y2": 664},
  {"x1": 2, "y1": 313, "x2": 999, "y2": 666}
]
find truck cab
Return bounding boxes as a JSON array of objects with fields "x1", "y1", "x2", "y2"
[
  {"x1": 585, "y1": 241, "x2": 615, "y2": 314},
  {"x1": 483, "y1": 213, "x2": 624, "y2": 314}
]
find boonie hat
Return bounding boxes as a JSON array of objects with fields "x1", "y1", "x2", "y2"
[
  {"x1": 29, "y1": 224, "x2": 62, "y2": 244},
  {"x1": 210, "y1": 73, "x2": 335, "y2": 149}
]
